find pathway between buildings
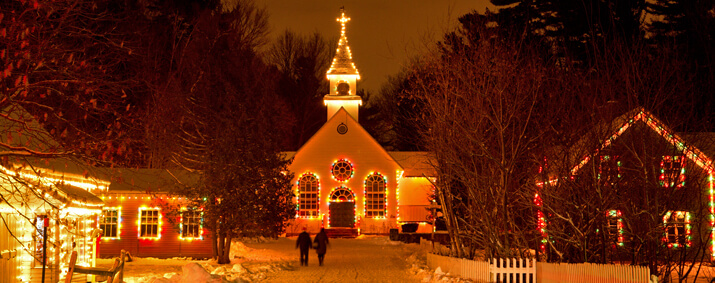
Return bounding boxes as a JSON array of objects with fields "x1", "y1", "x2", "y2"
[{"x1": 244, "y1": 236, "x2": 422, "y2": 283}]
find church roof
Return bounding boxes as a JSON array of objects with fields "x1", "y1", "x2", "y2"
[
  {"x1": 103, "y1": 168, "x2": 199, "y2": 194},
  {"x1": 389, "y1": 151, "x2": 436, "y2": 177},
  {"x1": 326, "y1": 9, "x2": 360, "y2": 77}
]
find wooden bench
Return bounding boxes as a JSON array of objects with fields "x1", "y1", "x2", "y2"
[{"x1": 66, "y1": 250, "x2": 127, "y2": 283}]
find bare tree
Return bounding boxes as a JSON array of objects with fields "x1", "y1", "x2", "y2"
[
  {"x1": 405, "y1": 24, "x2": 560, "y2": 259},
  {"x1": 264, "y1": 30, "x2": 334, "y2": 150}
]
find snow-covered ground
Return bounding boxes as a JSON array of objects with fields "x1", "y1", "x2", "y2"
[{"x1": 96, "y1": 236, "x2": 468, "y2": 283}]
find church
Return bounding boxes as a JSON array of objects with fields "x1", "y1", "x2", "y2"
[{"x1": 283, "y1": 9, "x2": 436, "y2": 236}]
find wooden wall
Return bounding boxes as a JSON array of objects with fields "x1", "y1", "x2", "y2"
[{"x1": 98, "y1": 196, "x2": 213, "y2": 259}]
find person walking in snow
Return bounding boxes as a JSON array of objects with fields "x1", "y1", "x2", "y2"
[
  {"x1": 313, "y1": 228, "x2": 329, "y2": 266},
  {"x1": 296, "y1": 227, "x2": 312, "y2": 266}
]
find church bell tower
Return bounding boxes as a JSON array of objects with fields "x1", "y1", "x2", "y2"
[{"x1": 324, "y1": 8, "x2": 362, "y2": 121}]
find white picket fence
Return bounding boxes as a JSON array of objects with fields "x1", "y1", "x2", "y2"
[
  {"x1": 490, "y1": 258, "x2": 536, "y2": 283},
  {"x1": 537, "y1": 261, "x2": 653, "y2": 283},
  {"x1": 424, "y1": 252, "x2": 653, "y2": 283},
  {"x1": 426, "y1": 252, "x2": 490, "y2": 282}
]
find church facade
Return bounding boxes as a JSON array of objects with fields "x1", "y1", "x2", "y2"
[{"x1": 285, "y1": 9, "x2": 436, "y2": 236}]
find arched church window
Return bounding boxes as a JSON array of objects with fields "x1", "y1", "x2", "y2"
[
  {"x1": 298, "y1": 173, "x2": 319, "y2": 217},
  {"x1": 329, "y1": 187, "x2": 355, "y2": 202},
  {"x1": 331, "y1": 159, "x2": 354, "y2": 182},
  {"x1": 337, "y1": 81, "x2": 350, "y2": 95},
  {"x1": 364, "y1": 173, "x2": 386, "y2": 218}
]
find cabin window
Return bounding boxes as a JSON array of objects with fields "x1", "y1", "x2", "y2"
[
  {"x1": 606, "y1": 210, "x2": 623, "y2": 246},
  {"x1": 298, "y1": 173, "x2": 320, "y2": 218},
  {"x1": 139, "y1": 208, "x2": 161, "y2": 239},
  {"x1": 598, "y1": 155, "x2": 621, "y2": 185},
  {"x1": 99, "y1": 208, "x2": 120, "y2": 238},
  {"x1": 660, "y1": 156, "x2": 686, "y2": 188},
  {"x1": 663, "y1": 211, "x2": 690, "y2": 248},
  {"x1": 181, "y1": 210, "x2": 202, "y2": 239},
  {"x1": 364, "y1": 173, "x2": 386, "y2": 218}
]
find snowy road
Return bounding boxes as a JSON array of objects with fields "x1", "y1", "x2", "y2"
[
  {"x1": 101, "y1": 236, "x2": 426, "y2": 282},
  {"x1": 244, "y1": 236, "x2": 422, "y2": 283}
]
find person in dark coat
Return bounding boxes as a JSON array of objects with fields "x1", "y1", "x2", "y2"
[
  {"x1": 296, "y1": 228, "x2": 312, "y2": 266},
  {"x1": 313, "y1": 228, "x2": 329, "y2": 266}
]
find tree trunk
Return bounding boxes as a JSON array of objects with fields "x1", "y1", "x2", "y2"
[
  {"x1": 437, "y1": 180, "x2": 463, "y2": 258},
  {"x1": 221, "y1": 236, "x2": 232, "y2": 264},
  {"x1": 211, "y1": 218, "x2": 218, "y2": 261}
]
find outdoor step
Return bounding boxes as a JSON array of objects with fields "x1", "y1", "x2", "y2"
[{"x1": 325, "y1": 228, "x2": 358, "y2": 238}]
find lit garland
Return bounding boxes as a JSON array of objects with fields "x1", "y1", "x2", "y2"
[
  {"x1": 327, "y1": 186, "x2": 356, "y2": 228},
  {"x1": 326, "y1": 9, "x2": 360, "y2": 79},
  {"x1": 99, "y1": 207, "x2": 122, "y2": 240},
  {"x1": 396, "y1": 170, "x2": 403, "y2": 223},
  {"x1": 663, "y1": 211, "x2": 691, "y2": 248},
  {"x1": 660, "y1": 156, "x2": 686, "y2": 188},
  {"x1": 363, "y1": 172, "x2": 387, "y2": 219},
  {"x1": 709, "y1": 173, "x2": 715, "y2": 257},
  {"x1": 331, "y1": 159, "x2": 354, "y2": 182},
  {"x1": 179, "y1": 209, "x2": 204, "y2": 241},
  {"x1": 607, "y1": 210, "x2": 624, "y2": 246},
  {"x1": 534, "y1": 193, "x2": 547, "y2": 253},
  {"x1": 296, "y1": 172, "x2": 320, "y2": 218},
  {"x1": 137, "y1": 207, "x2": 162, "y2": 240}
]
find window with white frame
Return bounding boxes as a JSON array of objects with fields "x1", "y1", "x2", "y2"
[
  {"x1": 660, "y1": 156, "x2": 686, "y2": 188},
  {"x1": 181, "y1": 210, "x2": 202, "y2": 239},
  {"x1": 298, "y1": 173, "x2": 319, "y2": 217},
  {"x1": 598, "y1": 155, "x2": 621, "y2": 185},
  {"x1": 664, "y1": 211, "x2": 690, "y2": 248},
  {"x1": 364, "y1": 174, "x2": 386, "y2": 218},
  {"x1": 606, "y1": 210, "x2": 623, "y2": 246},
  {"x1": 99, "y1": 208, "x2": 120, "y2": 238},
  {"x1": 139, "y1": 208, "x2": 160, "y2": 238}
]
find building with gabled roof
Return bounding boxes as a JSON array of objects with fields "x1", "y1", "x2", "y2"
[
  {"x1": 0, "y1": 104, "x2": 109, "y2": 282},
  {"x1": 535, "y1": 107, "x2": 715, "y2": 261},
  {"x1": 286, "y1": 9, "x2": 436, "y2": 237}
]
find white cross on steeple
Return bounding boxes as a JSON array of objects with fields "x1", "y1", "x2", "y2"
[{"x1": 337, "y1": 7, "x2": 350, "y2": 37}]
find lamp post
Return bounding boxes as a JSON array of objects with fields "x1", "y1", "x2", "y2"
[{"x1": 41, "y1": 215, "x2": 48, "y2": 283}]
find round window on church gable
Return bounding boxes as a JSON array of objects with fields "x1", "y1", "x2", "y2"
[
  {"x1": 331, "y1": 159, "x2": 354, "y2": 182},
  {"x1": 337, "y1": 81, "x2": 350, "y2": 96}
]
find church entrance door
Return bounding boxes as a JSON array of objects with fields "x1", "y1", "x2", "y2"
[
  {"x1": 329, "y1": 202, "x2": 355, "y2": 228},
  {"x1": 328, "y1": 188, "x2": 355, "y2": 228}
]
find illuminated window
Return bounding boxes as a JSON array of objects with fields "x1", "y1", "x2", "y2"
[
  {"x1": 660, "y1": 156, "x2": 686, "y2": 188},
  {"x1": 664, "y1": 211, "x2": 690, "y2": 248},
  {"x1": 99, "y1": 208, "x2": 120, "y2": 238},
  {"x1": 364, "y1": 174, "x2": 386, "y2": 218},
  {"x1": 139, "y1": 209, "x2": 160, "y2": 238},
  {"x1": 331, "y1": 159, "x2": 354, "y2": 182},
  {"x1": 329, "y1": 187, "x2": 354, "y2": 202},
  {"x1": 298, "y1": 173, "x2": 320, "y2": 217},
  {"x1": 181, "y1": 210, "x2": 202, "y2": 239},
  {"x1": 606, "y1": 210, "x2": 623, "y2": 246},
  {"x1": 598, "y1": 155, "x2": 621, "y2": 185}
]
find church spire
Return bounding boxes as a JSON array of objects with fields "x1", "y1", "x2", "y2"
[
  {"x1": 325, "y1": 7, "x2": 362, "y2": 121},
  {"x1": 327, "y1": 7, "x2": 360, "y2": 77}
]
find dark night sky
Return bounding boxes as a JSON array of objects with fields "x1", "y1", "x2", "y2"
[{"x1": 255, "y1": 0, "x2": 493, "y2": 93}]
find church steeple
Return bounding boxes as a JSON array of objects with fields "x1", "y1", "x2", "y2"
[{"x1": 324, "y1": 7, "x2": 362, "y2": 121}]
